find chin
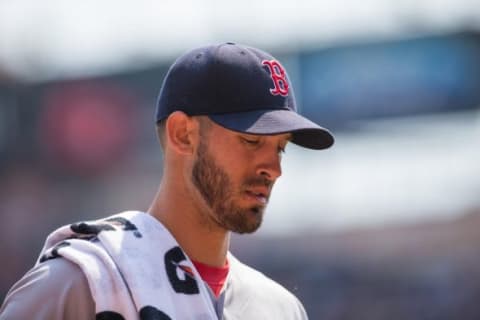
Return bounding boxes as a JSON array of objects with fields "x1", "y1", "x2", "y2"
[{"x1": 233, "y1": 210, "x2": 264, "y2": 234}]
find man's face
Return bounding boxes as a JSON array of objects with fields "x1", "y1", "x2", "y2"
[{"x1": 191, "y1": 119, "x2": 290, "y2": 234}]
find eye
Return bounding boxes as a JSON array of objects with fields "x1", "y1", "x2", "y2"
[
  {"x1": 242, "y1": 137, "x2": 260, "y2": 146},
  {"x1": 278, "y1": 145, "x2": 286, "y2": 154}
]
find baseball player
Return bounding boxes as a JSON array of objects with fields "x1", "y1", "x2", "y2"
[{"x1": 0, "y1": 42, "x2": 333, "y2": 319}]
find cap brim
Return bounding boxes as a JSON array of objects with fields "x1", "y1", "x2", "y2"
[{"x1": 209, "y1": 109, "x2": 334, "y2": 150}]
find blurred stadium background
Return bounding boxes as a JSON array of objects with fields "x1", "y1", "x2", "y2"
[{"x1": 1, "y1": 1, "x2": 480, "y2": 319}]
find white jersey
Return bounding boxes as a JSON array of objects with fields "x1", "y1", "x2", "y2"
[{"x1": 1, "y1": 212, "x2": 308, "y2": 320}]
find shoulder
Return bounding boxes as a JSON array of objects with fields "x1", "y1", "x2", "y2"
[
  {"x1": 0, "y1": 258, "x2": 95, "y2": 320},
  {"x1": 224, "y1": 254, "x2": 308, "y2": 320}
]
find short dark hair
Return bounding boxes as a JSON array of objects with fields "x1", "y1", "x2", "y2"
[{"x1": 156, "y1": 120, "x2": 167, "y2": 150}]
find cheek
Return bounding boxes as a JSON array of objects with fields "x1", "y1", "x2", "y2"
[
  {"x1": 222, "y1": 152, "x2": 253, "y2": 179},
  {"x1": 212, "y1": 141, "x2": 248, "y2": 168},
  {"x1": 214, "y1": 156, "x2": 250, "y2": 191},
  {"x1": 210, "y1": 136, "x2": 256, "y2": 180}
]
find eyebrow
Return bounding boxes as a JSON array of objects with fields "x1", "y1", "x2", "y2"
[{"x1": 238, "y1": 132, "x2": 292, "y2": 141}]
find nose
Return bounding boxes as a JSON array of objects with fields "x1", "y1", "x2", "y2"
[{"x1": 255, "y1": 151, "x2": 282, "y2": 182}]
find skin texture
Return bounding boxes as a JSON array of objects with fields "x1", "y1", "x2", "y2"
[
  {"x1": 148, "y1": 111, "x2": 290, "y2": 267},
  {"x1": 192, "y1": 122, "x2": 274, "y2": 234}
]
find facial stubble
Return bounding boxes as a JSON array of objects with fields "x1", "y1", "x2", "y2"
[{"x1": 191, "y1": 139, "x2": 266, "y2": 234}]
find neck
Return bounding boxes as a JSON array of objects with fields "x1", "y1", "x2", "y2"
[{"x1": 148, "y1": 179, "x2": 230, "y2": 267}]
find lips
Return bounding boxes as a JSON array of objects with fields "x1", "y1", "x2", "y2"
[{"x1": 245, "y1": 189, "x2": 269, "y2": 204}]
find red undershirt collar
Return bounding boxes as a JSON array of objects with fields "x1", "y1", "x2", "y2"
[{"x1": 192, "y1": 259, "x2": 230, "y2": 298}]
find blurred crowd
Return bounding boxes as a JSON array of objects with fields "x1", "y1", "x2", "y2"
[{"x1": 1, "y1": 32, "x2": 480, "y2": 319}]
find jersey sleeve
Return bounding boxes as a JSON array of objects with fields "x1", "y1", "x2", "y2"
[{"x1": 0, "y1": 258, "x2": 95, "y2": 320}]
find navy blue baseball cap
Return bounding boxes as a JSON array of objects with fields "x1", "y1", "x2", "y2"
[{"x1": 156, "y1": 42, "x2": 334, "y2": 150}]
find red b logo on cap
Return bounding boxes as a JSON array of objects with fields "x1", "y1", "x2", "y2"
[{"x1": 262, "y1": 60, "x2": 289, "y2": 97}]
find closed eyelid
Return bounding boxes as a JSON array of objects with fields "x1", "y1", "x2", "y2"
[{"x1": 241, "y1": 136, "x2": 260, "y2": 142}]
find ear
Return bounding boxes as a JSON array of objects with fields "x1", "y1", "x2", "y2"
[{"x1": 165, "y1": 111, "x2": 198, "y2": 155}]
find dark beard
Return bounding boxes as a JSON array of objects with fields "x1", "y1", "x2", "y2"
[{"x1": 191, "y1": 140, "x2": 267, "y2": 234}]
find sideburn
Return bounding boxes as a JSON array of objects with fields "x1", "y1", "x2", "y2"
[{"x1": 191, "y1": 139, "x2": 231, "y2": 210}]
